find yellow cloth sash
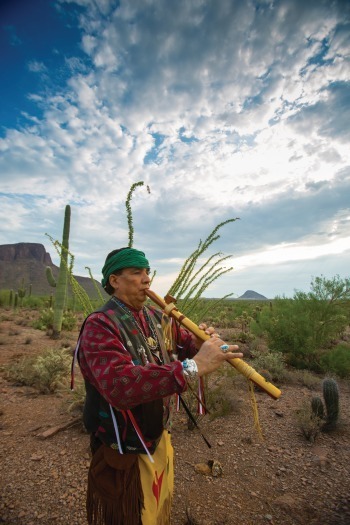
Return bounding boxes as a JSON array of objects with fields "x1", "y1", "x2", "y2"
[{"x1": 138, "y1": 430, "x2": 174, "y2": 525}]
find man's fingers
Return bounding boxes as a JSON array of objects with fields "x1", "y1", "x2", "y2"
[{"x1": 226, "y1": 352, "x2": 243, "y2": 359}]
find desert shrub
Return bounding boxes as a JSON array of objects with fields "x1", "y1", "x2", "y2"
[
  {"x1": 255, "y1": 297, "x2": 316, "y2": 366},
  {"x1": 61, "y1": 379, "x2": 86, "y2": 414},
  {"x1": 286, "y1": 369, "x2": 320, "y2": 389},
  {"x1": 32, "y1": 308, "x2": 76, "y2": 332},
  {"x1": 60, "y1": 340, "x2": 73, "y2": 354},
  {"x1": 295, "y1": 401, "x2": 322, "y2": 442},
  {"x1": 21, "y1": 295, "x2": 47, "y2": 308},
  {"x1": 250, "y1": 317, "x2": 265, "y2": 338},
  {"x1": 202, "y1": 365, "x2": 246, "y2": 420},
  {"x1": 0, "y1": 290, "x2": 11, "y2": 307},
  {"x1": 61, "y1": 310, "x2": 77, "y2": 331},
  {"x1": 32, "y1": 309, "x2": 54, "y2": 331},
  {"x1": 4, "y1": 348, "x2": 71, "y2": 393},
  {"x1": 254, "y1": 276, "x2": 350, "y2": 371},
  {"x1": 180, "y1": 365, "x2": 243, "y2": 423},
  {"x1": 249, "y1": 350, "x2": 288, "y2": 383},
  {"x1": 206, "y1": 384, "x2": 229, "y2": 417},
  {"x1": 206, "y1": 382, "x2": 243, "y2": 420},
  {"x1": 319, "y1": 343, "x2": 350, "y2": 378},
  {"x1": 236, "y1": 331, "x2": 255, "y2": 344}
]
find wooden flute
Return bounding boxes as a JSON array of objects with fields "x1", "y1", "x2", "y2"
[{"x1": 146, "y1": 289, "x2": 282, "y2": 400}]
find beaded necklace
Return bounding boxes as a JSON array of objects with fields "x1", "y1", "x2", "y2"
[{"x1": 111, "y1": 296, "x2": 159, "y2": 351}]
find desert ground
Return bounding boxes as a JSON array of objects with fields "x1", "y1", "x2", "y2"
[{"x1": 1, "y1": 307, "x2": 350, "y2": 525}]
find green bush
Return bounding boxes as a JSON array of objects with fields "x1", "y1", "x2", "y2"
[
  {"x1": 253, "y1": 275, "x2": 350, "y2": 371},
  {"x1": 319, "y1": 344, "x2": 350, "y2": 378},
  {"x1": 32, "y1": 307, "x2": 76, "y2": 332},
  {"x1": 0, "y1": 291, "x2": 50, "y2": 309},
  {"x1": 4, "y1": 348, "x2": 71, "y2": 393},
  {"x1": 253, "y1": 298, "x2": 316, "y2": 365},
  {"x1": 32, "y1": 308, "x2": 54, "y2": 331},
  {"x1": 249, "y1": 350, "x2": 288, "y2": 383},
  {"x1": 0, "y1": 290, "x2": 11, "y2": 307},
  {"x1": 22, "y1": 295, "x2": 47, "y2": 308}
]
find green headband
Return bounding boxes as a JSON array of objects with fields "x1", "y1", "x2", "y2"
[{"x1": 101, "y1": 248, "x2": 150, "y2": 288}]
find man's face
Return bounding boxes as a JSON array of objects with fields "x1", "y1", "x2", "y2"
[{"x1": 109, "y1": 267, "x2": 151, "y2": 309}]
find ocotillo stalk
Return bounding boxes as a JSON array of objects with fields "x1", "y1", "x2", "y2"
[{"x1": 52, "y1": 205, "x2": 71, "y2": 338}]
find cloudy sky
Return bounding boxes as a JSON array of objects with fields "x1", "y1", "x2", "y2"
[{"x1": 1, "y1": 0, "x2": 349, "y2": 299}]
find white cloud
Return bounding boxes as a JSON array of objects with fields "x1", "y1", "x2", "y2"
[
  {"x1": 234, "y1": 235, "x2": 350, "y2": 271},
  {"x1": 1, "y1": 0, "x2": 349, "y2": 298},
  {"x1": 27, "y1": 61, "x2": 47, "y2": 73}
]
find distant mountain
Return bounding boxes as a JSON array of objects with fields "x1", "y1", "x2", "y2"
[
  {"x1": 238, "y1": 290, "x2": 268, "y2": 300},
  {"x1": 0, "y1": 242, "x2": 107, "y2": 299}
]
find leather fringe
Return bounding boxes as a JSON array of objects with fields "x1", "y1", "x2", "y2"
[{"x1": 86, "y1": 444, "x2": 144, "y2": 525}]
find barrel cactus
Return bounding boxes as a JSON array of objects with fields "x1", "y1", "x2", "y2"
[
  {"x1": 307, "y1": 378, "x2": 340, "y2": 437},
  {"x1": 322, "y1": 378, "x2": 339, "y2": 431}
]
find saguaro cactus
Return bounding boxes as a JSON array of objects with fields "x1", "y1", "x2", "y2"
[
  {"x1": 52, "y1": 205, "x2": 71, "y2": 339},
  {"x1": 17, "y1": 278, "x2": 26, "y2": 306},
  {"x1": 45, "y1": 266, "x2": 57, "y2": 288}
]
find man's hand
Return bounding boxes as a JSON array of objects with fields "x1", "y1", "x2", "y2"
[
  {"x1": 192, "y1": 335, "x2": 243, "y2": 377},
  {"x1": 192, "y1": 323, "x2": 218, "y2": 349}
]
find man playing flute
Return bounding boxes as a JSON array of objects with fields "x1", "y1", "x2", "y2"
[{"x1": 73, "y1": 246, "x2": 242, "y2": 525}]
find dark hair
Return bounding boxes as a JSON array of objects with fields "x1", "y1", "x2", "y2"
[{"x1": 103, "y1": 247, "x2": 129, "y2": 295}]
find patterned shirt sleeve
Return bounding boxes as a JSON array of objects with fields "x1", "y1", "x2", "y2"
[{"x1": 78, "y1": 312, "x2": 190, "y2": 409}]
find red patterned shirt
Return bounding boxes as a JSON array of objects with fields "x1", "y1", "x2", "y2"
[{"x1": 78, "y1": 303, "x2": 197, "y2": 410}]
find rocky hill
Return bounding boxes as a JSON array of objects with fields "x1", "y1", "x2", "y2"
[
  {"x1": 0, "y1": 243, "x2": 268, "y2": 302},
  {"x1": 239, "y1": 289, "x2": 268, "y2": 300},
  {"x1": 0, "y1": 242, "x2": 106, "y2": 299}
]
